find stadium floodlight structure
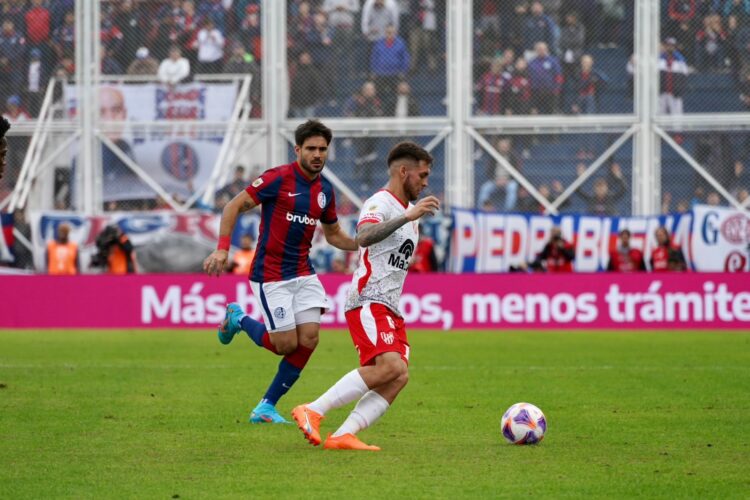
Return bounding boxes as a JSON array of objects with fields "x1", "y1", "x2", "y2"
[{"x1": 2, "y1": 0, "x2": 750, "y2": 218}]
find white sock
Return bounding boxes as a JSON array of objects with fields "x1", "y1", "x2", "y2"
[
  {"x1": 307, "y1": 369, "x2": 368, "y2": 416},
  {"x1": 332, "y1": 390, "x2": 390, "y2": 437}
]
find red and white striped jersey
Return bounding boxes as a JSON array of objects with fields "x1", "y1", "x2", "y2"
[{"x1": 346, "y1": 189, "x2": 418, "y2": 315}]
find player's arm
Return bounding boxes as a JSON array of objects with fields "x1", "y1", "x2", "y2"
[
  {"x1": 356, "y1": 195, "x2": 440, "y2": 248},
  {"x1": 203, "y1": 190, "x2": 258, "y2": 276},
  {"x1": 322, "y1": 221, "x2": 358, "y2": 251}
]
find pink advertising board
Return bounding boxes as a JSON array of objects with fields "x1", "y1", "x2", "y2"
[{"x1": 1, "y1": 273, "x2": 749, "y2": 330}]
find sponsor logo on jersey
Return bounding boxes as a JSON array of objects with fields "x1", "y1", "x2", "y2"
[
  {"x1": 386, "y1": 316, "x2": 396, "y2": 329},
  {"x1": 380, "y1": 331, "x2": 395, "y2": 345},
  {"x1": 317, "y1": 192, "x2": 327, "y2": 209},
  {"x1": 252, "y1": 178, "x2": 263, "y2": 187},
  {"x1": 286, "y1": 212, "x2": 318, "y2": 226},
  {"x1": 274, "y1": 307, "x2": 286, "y2": 319},
  {"x1": 387, "y1": 239, "x2": 415, "y2": 270}
]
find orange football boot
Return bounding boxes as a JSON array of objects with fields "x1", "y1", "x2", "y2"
[
  {"x1": 291, "y1": 404, "x2": 324, "y2": 446},
  {"x1": 323, "y1": 433, "x2": 381, "y2": 451}
]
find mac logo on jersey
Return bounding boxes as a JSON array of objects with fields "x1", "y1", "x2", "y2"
[
  {"x1": 387, "y1": 239, "x2": 415, "y2": 270},
  {"x1": 286, "y1": 212, "x2": 318, "y2": 226}
]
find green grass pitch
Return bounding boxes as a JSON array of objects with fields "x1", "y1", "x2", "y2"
[{"x1": 1, "y1": 329, "x2": 749, "y2": 499}]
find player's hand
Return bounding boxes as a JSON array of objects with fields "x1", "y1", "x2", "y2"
[
  {"x1": 203, "y1": 250, "x2": 229, "y2": 277},
  {"x1": 405, "y1": 195, "x2": 440, "y2": 221}
]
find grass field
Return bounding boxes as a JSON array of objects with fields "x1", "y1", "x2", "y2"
[{"x1": 1, "y1": 329, "x2": 749, "y2": 499}]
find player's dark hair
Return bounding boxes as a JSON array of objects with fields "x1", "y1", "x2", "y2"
[
  {"x1": 619, "y1": 228, "x2": 631, "y2": 237},
  {"x1": 387, "y1": 141, "x2": 432, "y2": 168},
  {"x1": 0, "y1": 117, "x2": 10, "y2": 138},
  {"x1": 295, "y1": 119, "x2": 332, "y2": 146}
]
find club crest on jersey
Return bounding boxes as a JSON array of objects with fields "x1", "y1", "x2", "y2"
[
  {"x1": 380, "y1": 331, "x2": 395, "y2": 345},
  {"x1": 251, "y1": 178, "x2": 263, "y2": 188},
  {"x1": 274, "y1": 307, "x2": 286, "y2": 319},
  {"x1": 317, "y1": 192, "x2": 327, "y2": 209}
]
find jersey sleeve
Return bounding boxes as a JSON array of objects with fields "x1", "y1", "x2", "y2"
[
  {"x1": 244, "y1": 168, "x2": 281, "y2": 205},
  {"x1": 320, "y1": 187, "x2": 338, "y2": 225},
  {"x1": 357, "y1": 193, "x2": 388, "y2": 229}
]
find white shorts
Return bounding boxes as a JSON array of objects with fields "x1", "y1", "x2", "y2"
[{"x1": 250, "y1": 275, "x2": 329, "y2": 333}]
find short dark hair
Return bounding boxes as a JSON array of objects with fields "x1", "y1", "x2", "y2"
[
  {"x1": 294, "y1": 119, "x2": 332, "y2": 146},
  {"x1": 387, "y1": 141, "x2": 432, "y2": 167},
  {"x1": 0, "y1": 117, "x2": 9, "y2": 138},
  {"x1": 619, "y1": 228, "x2": 631, "y2": 237}
]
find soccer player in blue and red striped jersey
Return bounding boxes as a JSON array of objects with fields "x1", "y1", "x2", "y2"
[{"x1": 203, "y1": 120, "x2": 358, "y2": 423}]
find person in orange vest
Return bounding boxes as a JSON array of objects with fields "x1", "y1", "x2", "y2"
[
  {"x1": 90, "y1": 224, "x2": 137, "y2": 274},
  {"x1": 46, "y1": 223, "x2": 79, "y2": 275},
  {"x1": 229, "y1": 233, "x2": 255, "y2": 276}
]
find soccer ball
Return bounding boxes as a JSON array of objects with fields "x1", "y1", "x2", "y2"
[{"x1": 501, "y1": 402, "x2": 546, "y2": 445}]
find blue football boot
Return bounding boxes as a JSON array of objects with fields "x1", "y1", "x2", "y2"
[
  {"x1": 217, "y1": 302, "x2": 244, "y2": 345},
  {"x1": 249, "y1": 401, "x2": 290, "y2": 424}
]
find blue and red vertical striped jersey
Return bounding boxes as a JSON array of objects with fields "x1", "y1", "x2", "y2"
[{"x1": 245, "y1": 161, "x2": 338, "y2": 283}]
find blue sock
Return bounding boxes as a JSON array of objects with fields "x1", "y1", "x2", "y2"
[
  {"x1": 241, "y1": 316, "x2": 267, "y2": 347},
  {"x1": 262, "y1": 359, "x2": 301, "y2": 406}
]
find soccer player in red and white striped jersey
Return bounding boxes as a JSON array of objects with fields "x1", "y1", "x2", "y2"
[{"x1": 292, "y1": 141, "x2": 440, "y2": 450}]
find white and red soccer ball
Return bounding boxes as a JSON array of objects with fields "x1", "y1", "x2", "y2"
[{"x1": 501, "y1": 403, "x2": 546, "y2": 445}]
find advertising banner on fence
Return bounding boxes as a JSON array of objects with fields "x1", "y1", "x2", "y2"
[
  {"x1": 1, "y1": 273, "x2": 749, "y2": 330},
  {"x1": 27, "y1": 211, "x2": 450, "y2": 274},
  {"x1": 691, "y1": 205, "x2": 750, "y2": 272},
  {"x1": 449, "y1": 206, "x2": 750, "y2": 273},
  {"x1": 64, "y1": 82, "x2": 238, "y2": 201}
]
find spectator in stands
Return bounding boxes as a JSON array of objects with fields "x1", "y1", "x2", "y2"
[
  {"x1": 695, "y1": 13, "x2": 727, "y2": 71},
  {"x1": 659, "y1": 38, "x2": 688, "y2": 117},
  {"x1": 393, "y1": 80, "x2": 420, "y2": 117},
  {"x1": 608, "y1": 229, "x2": 646, "y2": 272},
  {"x1": 51, "y1": 10, "x2": 75, "y2": 59},
  {"x1": 0, "y1": 116, "x2": 9, "y2": 180},
  {"x1": 100, "y1": 47, "x2": 124, "y2": 76},
  {"x1": 705, "y1": 190, "x2": 723, "y2": 205},
  {"x1": 290, "y1": 1, "x2": 314, "y2": 43},
  {"x1": 730, "y1": 160, "x2": 749, "y2": 197},
  {"x1": 113, "y1": 0, "x2": 144, "y2": 70},
  {"x1": 289, "y1": 51, "x2": 326, "y2": 118},
  {"x1": 737, "y1": 187, "x2": 749, "y2": 205},
  {"x1": 0, "y1": 20, "x2": 27, "y2": 95},
  {"x1": 216, "y1": 166, "x2": 247, "y2": 200},
  {"x1": 570, "y1": 54, "x2": 608, "y2": 114},
  {"x1": 475, "y1": 0, "x2": 501, "y2": 38},
  {"x1": 223, "y1": 43, "x2": 261, "y2": 115},
  {"x1": 306, "y1": 11, "x2": 336, "y2": 105},
  {"x1": 528, "y1": 42, "x2": 563, "y2": 114},
  {"x1": 523, "y1": 1, "x2": 559, "y2": 56},
  {"x1": 362, "y1": 0, "x2": 399, "y2": 43},
  {"x1": 409, "y1": 224, "x2": 439, "y2": 273},
  {"x1": 575, "y1": 161, "x2": 627, "y2": 216},
  {"x1": 25, "y1": 48, "x2": 47, "y2": 116},
  {"x1": 477, "y1": 137, "x2": 521, "y2": 211},
  {"x1": 230, "y1": 234, "x2": 255, "y2": 276},
  {"x1": 127, "y1": 47, "x2": 158, "y2": 77},
  {"x1": 25, "y1": 0, "x2": 51, "y2": 50},
  {"x1": 651, "y1": 226, "x2": 687, "y2": 272},
  {"x1": 505, "y1": 57, "x2": 532, "y2": 115},
  {"x1": 179, "y1": 0, "x2": 201, "y2": 68},
  {"x1": 559, "y1": 11, "x2": 585, "y2": 88},
  {"x1": 158, "y1": 45, "x2": 191, "y2": 85},
  {"x1": 323, "y1": 0, "x2": 360, "y2": 80},
  {"x1": 410, "y1": 0, "x2": 439, "y2": 73},
  {"x1": 475, "y1": 57, "x2": 506, "y2": 115},
  {"x1": 370, "y1": 24, "x2": 410, "y2": 111},
  {"x1": 239, "y1": 3, "x2": 262, "y2": 64},
  {"x1": 740, "y1": 71, "x2": 750, "y2": 108},
  {"x1": 151, "y1": 12, "x2": 181, "y2": 62},
  {"x1": 46, "y1": 223, "x2": 79, "y2": 275},
  {"x1": 531, "y1": 226, "x2": 575, "y2": 272},
  {"x1": 723, "y1": 0, "x2": 750, "y2": 20},
  {"x1": 344, "y1": 81, "x2": 383, "y2": 190},
  {"x1": 666, "y1": 0, "x2": 698, "y2": 58},
  {"x1": 362, "y1": 0, "x2": 399, "y2": 72},
  {"x1": 194, "y1": 18, "x2": 225, "y2": 74}
]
